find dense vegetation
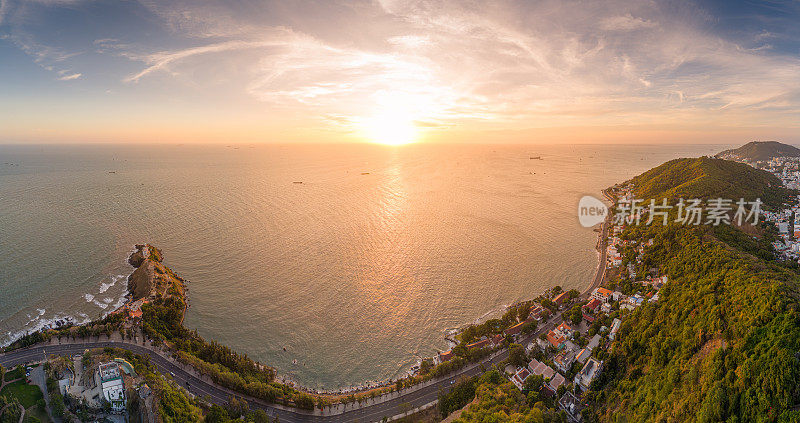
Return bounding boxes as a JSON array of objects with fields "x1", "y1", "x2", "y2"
[
  {"x1": 588, "y1": 157, "x2": 800, "y2": 422},
  {"x1": 441, "y1": 370, "x2": 569, "y2": 423},
  {"x1": 716, "y1": 141, "x2": 800, "y2": 162},
  {"x1": 590, "y1": 222, "x2": 800, "y2": 422},
  {"x1": 630, "y1": 157, "x2": 793, "y2": 208}
]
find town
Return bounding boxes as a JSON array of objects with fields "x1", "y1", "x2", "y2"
[{"x1": 718, "y1": 155, "x2": 800, "y2": 262}]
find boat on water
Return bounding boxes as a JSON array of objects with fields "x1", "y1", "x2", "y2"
[
  {"x1": 361, "y1": 172, "x2": 370, "y2": 175},
  {"x1": 529, "y1": 156, "x2": 542, "y2": 160},
  {"x1": 293, "y1": 181, "x2": 303, "y2": 184}
]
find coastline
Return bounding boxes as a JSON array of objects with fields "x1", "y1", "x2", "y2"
[{"x1": 2, "y1": 189, "x2": 612, "y2": 397}]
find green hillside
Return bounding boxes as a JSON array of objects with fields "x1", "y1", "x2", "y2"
[
  {"x1": 592, "y1": 158, "x2": 800, "y2": 422},
  {"x1": 716, "y1": 141, "x2": 800, "y2": 162},
  {"x1": 631, "y1": 157, "x2": 793, "y2": 209}
]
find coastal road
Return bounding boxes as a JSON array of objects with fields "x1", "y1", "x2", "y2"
[
  {"x1": 0, "y1": 317, "x2": 565, "y2": 423},
  {"x1": 1, "y1": 193, "x2": 609, "y2": 422},
  {"x1": 580, "y1": 187, "x2": 612, "y2": 301}
]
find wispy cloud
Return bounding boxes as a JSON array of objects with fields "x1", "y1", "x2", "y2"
[
  {"x1": 3, "y1": 0, "x2": 800, "y2": 142},
  {"x1": 57, "y1": 71, "x2": 81, "y2": 80}
]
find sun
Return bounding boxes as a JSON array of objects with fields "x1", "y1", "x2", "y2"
[
  {"x1": 361, "y1": 112, "x2": 418, "y2": 145},
  {"x1": 356, "y1": 91, "x2": 423, "y2": 145}
]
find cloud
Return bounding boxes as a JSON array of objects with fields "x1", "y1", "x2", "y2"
[
  {"x1": 0, "y1": 0, "x2": 9, "y2": 26},
  {"x1": 57, "y1": 71, "x2": 81, "y2": 80},
  {"x1": 599, "y1": 13, "x2": 657, "y2": 31},
  {"x1": 121, "y1": 38, "x2": 284, "y2": 83},
  {"x1": 6, "y1": 0, "x2": 800, "y2": 136}
]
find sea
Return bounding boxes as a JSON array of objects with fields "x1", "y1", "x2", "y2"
[{"x1": 0, "y1": 142, "x2": 725, "y2": 390}]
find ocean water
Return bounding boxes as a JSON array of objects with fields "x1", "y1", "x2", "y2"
[{"x1": 0, "y1": 143, "x2": 724, "y2": 389}]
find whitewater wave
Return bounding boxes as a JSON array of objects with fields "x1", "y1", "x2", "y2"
[{"x1": 98, "y1": 274, "x2": 125, "y2": 293}]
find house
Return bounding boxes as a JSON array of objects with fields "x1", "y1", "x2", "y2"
[
  {"x1": 553, "y1": 350, "x2": 576, "y2": 373},
  {"x1": 438, "y1": 350, "x2": 454, "y2": 363},
  {"x1": 528, "y1": 359, "x2": 555, "y2": 381},
  {"x1": 547, "y1": 330, "x2": 566, "y2": 348},
  {"x1": 559, "y1": 391, "x2": 584, "y2": 422},
  {"x1": 505, "y1": 321, "x2": 526, "y2": 337},
  {"x1": 491, "y1": 334, "x2": 505, "y2": 346},
  {"x1": 555, "y1": 322, "x2": 573, "y2": 338},
  {"x1": 563, "y1": 340, "x2": 579, "y2": 352},
  {"x1": 612, "y1": 291, "x2": 623, "y2": 301},
  {"x1": 609, "y1": 318, "x2": 621, "y2": 340},
  {"x1": 600, "y1": 302, "x2": 612, "y2": 314},
  {"x1": 582, "y1": 299, "x2": 601, "y2": 322},
  {"x1": 529, "y1": 304, "x2": 546, "y2": 320},
  {"x1": 511, "y1": 368, "x2": 531, "y2": 390},
  {"x1": 553, "y1": 292, "x2": 569, "y2": 306},
  {"x1": 574, "y1": 358, "x2": 603, "y2": 392},
  {"x1": 466, "y1": 338, "x2": 490, "y2": 350},
  {"x1": 98, "y1": 362, "x2": 126, "y2": 412},
  {"x1": 590, "y1": 287, "x2": 613, "y2": 303},
  {"x1": 547, "y1": 373, "x2": 566, "y2": 394}
]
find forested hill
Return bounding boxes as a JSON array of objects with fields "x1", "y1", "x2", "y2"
[
  {"x1": 716, "y1": 141, "x2": 800, "y2": 162},
  {"x1": 592, "y1": 159, "x2": 800, "y2": 422},
  {"x1": 630, "y1": 157, "x2": 792, "y2": 209}
]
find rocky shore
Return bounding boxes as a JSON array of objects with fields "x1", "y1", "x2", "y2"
[{"x1": 126, "y1": 244, "x2": 185, "y2": 301}]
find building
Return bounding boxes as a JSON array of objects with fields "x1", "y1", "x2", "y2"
[
  {"x1": 528, "y1": 304, "x2": 546, "y2": 320},
  {"x1": 505, "y1": 321, "x2": 526, "y2": 337},
  {"x1": 466, "y1": 338, "x2": 490, "y2": 350},
  {"x1": 575, "y1": 348, "x2": 592, "y2": 364},
  {"x1": 98, "y1": 362, "x2": 126, "y2": 412},
  {"x1": 609, "y1": 318, "x2": 622, "y2": 340},
  {"x1": 590, "y1": 287, "x2": 613, "y2": 303},
  {"x1": 553, "y1": 291, "x2": 569, "y2": 306},
  {"x1": 547, "y1": 322, "x2": 573, "y2": 349},
  {"x1": 491, "y1": 334, "x2": 505, "y2": 346},
  {"x1": 574, "y1": 358, "x2": 603, "y2": 392},
  {"x1": 528, "y1": 359, "x2": 555, "y2": 381},
  {"x1": 437, "y1": 350, "x2": 454, "y2": 363},
  {"x1": 547, "y1": 373, "x2": 566, "y2": 394},
  {"x1": 553, "y1": 350, "x2": 576, "y2": 373},
  {"x1": 512, "y1": 367, "x2": 531, "y2": 390},
  {"x1": 582, "y1": 299, "x2": 601, "y2": 322},
  {"x1": 547, "y1": 330, "x2": 567, "y2": 348},
  {"x1": 587, "y1": 334, "x2": 601, "y2": 350},
  {"x1": 559, "y1": 391, "x2": 585, "y2": 422}
]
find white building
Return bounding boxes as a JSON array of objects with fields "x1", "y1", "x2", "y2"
[{"x1": 98, "y1": 362, "x2": 126, "y2": 412}]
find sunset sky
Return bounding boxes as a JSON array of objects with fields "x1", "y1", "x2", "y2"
[{"x1": 1, "y1": 0, "x2": 799, "y2": 144}]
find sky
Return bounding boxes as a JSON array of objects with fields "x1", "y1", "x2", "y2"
[{"x1": 0, "y1": 0, "x2": 799, "y2": 144}]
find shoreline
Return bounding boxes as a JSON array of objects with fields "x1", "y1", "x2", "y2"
[{"x1": 3, "y1": 189, "x2": 612, "y2": 396}]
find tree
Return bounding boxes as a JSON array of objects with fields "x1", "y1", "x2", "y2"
[
  {"x1": 205, "y1": 405, "x2": 230, "y2": 423},
  {"x1": 419, "y1": 359, "x2": 433, "y2": 375},
  {"x1": 226, "y1": 395, "x2": 249, "y2": 419},
  {"x1": 508, "y1": 344, "x2": 527, "y2": 368},
  {"x1": 523, "y1": 374, "x2": 544, "y2": 393},
  {"x1": 247, "y1": 409, "x2": 271, "y2": 423}
]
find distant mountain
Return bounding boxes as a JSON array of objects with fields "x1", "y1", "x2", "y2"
[{"x1": 716, "y1": 141, "x2": 800, "y2": 162}]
